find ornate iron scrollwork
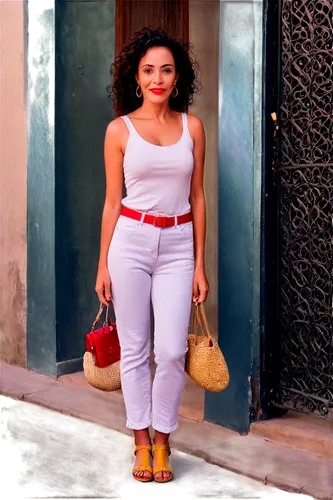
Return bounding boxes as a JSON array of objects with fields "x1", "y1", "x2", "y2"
[{"x1": 274, "y1": 0, "x2": 333, "y2": 420}]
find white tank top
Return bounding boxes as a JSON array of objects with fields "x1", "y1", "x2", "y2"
[{"x1": 120, "y1": 112, "x2": 194, "y2": 216}]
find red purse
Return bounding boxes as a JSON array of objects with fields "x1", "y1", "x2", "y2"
[{"x1": 85, "y1": 303, "x2": 120, "y2": 368}]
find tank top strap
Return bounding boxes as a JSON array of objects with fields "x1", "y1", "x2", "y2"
[
  {"x1": 121, "y1": 115, "x2": 135, "y2": 134},
  {"x1": 181, "y1": 112, "x2": 193, "y2": 145},
  {"x1": 182, "y1": 112, "x2": 190, "y2": 135}
]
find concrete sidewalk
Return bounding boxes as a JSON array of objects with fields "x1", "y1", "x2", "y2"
[{"x1": 1, "y1": 361, "x2": 332, "y2": 500}]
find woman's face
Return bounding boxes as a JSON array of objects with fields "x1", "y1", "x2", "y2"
[{"x1": 136, "y1": 46, "x2": 178, "y2": 104}]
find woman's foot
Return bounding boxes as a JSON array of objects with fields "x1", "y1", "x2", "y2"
[
  {"x1": 133, "y1": 445, "x2": 153, "y2": 481},
  {"x1": 152, "y1": 431, "x2": 173, "y2": 482},
  {"x1": 132, "y1": 429, "x2": 153, "y2": 482}
]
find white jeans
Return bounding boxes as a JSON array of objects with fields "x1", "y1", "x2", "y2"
[{"x1": 107, "y1": 211, "x2": 194, "y2": 433}]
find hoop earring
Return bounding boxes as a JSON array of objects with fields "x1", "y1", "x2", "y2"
[
  {"x1": 171, "y1": 85, "x2": 178, "y2": 98},
  {"x1": 136, "y1": 85, "x2": 142, "y2": 98}
]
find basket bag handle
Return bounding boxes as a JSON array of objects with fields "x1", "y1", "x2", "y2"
[{"x1": 193, "y1": 302, "x2": 214, "y2": 347}]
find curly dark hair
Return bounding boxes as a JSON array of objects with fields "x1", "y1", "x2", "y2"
[{"x1": 107, "y1": 27, "x2": 201, "y2": 116}]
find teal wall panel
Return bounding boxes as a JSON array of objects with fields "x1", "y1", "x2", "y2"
[
  {"x1": 204, "y1": 0, "x2": 263, "y2": 434},
  {"x1": 27, "y1": 1, "x2": 116, "y2": 376},
  {"x1": 27, "y1": 2, "x2": 57, "y2": 376},
  {"x1": 55, "y1": 1, "x2": 115, "y2": 373}
]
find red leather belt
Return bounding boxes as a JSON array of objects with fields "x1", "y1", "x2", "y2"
[{"x1": 120, "y1": 205, "x2": 193, "y2": 228}]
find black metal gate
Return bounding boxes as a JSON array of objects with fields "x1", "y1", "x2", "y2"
[{"x1": 273, "y1": 0, "x2": 333, "y2": 420}]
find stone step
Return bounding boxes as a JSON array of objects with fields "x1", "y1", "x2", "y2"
[
  {"x1": 56, "y1": 370, "x2": 333, "y2": 460},
  {"x1": 250, "y1": 411, "x2": 333, "y2": 460},
  {"x1": 59, "y1": 367, "x2": 205, "y2": 422}
]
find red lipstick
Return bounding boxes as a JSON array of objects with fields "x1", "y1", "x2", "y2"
[{"x1": 150, "y1": 88, "x2": 165, "y2": 95}]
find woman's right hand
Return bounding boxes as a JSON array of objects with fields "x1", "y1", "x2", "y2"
[{"x1": 95, "y1": 265, "x2": 112, "y2": 306}]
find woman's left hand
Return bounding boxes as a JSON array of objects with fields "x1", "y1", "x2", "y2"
[{"x1": 192, "y1": 266, "x2": 210, "y2": 304}]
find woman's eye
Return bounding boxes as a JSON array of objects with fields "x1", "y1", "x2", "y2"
[{"x1": 143, "y1": 69, "x2": 171, "y2": 74}]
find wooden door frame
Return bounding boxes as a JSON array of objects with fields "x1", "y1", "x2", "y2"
[{"x1": 115, "y1": 0, "x2": 189, "y2": 57}]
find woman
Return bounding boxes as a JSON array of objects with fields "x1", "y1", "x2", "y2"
[{"x1": 95, "y1": 27, "x2": 210, "y2": 483}]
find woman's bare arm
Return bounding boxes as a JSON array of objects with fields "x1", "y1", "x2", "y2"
[
  {"x1": 98, "y1": 118, "x2": 125, "y2": 267},
  {"x1": 95, "y1": 118, "x2": 127, "y2": 304},
  {"x1": 188, "y1": 114, "x2": 207, "y2": 270},
  {"x1": 188, "y1": 114, "x2": 210, "y2": 303}
]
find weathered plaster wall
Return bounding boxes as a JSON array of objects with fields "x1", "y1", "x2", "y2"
[
  {"x1": 189, "y1": 0, "x2": 219, "y2": 339},
  {"x1": 0, "y1": 0, "x2": 27, "y2": 366}
]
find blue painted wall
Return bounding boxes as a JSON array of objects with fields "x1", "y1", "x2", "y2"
[
  {"x1": 204, "y1": 0, "x2": 263, "y2": 434},
  {"x1": 27, "y1": 3, "x2": 56, "y2": 376},
  {"x1": 27, "y1": 1, "x2": 116, "y2": 376},
  {"x1": 54, "y1": 1, "x2": 116, "y2": 374}
]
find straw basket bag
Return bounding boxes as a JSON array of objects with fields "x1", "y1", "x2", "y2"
[
  {"x1": 185, "y1": 302, "x2": 230, "y2": 392},
  {"x1": 83, "y1": 352, "x2": 121, "y2": 391},
  {"x1": 83, "y1": 303, "x2": 121, "y2": 392}
]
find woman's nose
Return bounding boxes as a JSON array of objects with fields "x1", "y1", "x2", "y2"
[{"x1": 153, "y1": 72, "x2": 163, "y2": 84}]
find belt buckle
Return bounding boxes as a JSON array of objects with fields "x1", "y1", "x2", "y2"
[{"x1": 153, "y1": 212, "x2": 167, "y2": 227}]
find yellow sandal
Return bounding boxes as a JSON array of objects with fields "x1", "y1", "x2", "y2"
[
  {"x1": 132, "y1": 444, "x2": 153, "y2": 482},
  {"x1": 152, "y1": 444, "x2": 173, "y2": 483}
]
